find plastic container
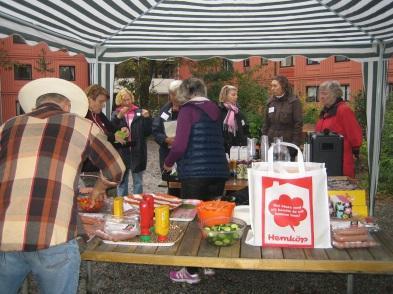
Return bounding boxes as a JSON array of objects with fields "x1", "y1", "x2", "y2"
[
  {"x1": 197, "y1": 201, "x2": 235, "y2": 227},
  {"x1": 200, "y1": 217, "x2": 246, "y2": 247},
  {"x1": 77, "y1": 194, "x2": 105, "y2": 213}
]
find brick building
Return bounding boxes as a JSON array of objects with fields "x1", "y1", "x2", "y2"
[{"x1": 0, "y1": 36, "x2": 88, "y2": 123}]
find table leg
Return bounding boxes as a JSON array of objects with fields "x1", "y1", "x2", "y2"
[
  {"x1": 86, "y1": 261, "x2": 93, "y2": 294},
  {"x1": 346, "y1": 274, "x2": 354, "y2": 294}
]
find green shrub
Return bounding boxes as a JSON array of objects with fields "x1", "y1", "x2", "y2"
[{"x1": 377, "y1": 94, "x2": 393, "y2": 194}]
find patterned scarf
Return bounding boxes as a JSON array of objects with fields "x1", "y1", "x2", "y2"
[{"x1": 223, "y1": 102, "x2": 239, "y2": 135}]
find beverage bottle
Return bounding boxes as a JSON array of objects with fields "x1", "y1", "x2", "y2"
[
  {"x1": 259, "y1": 135, "x2": 269, "y2": 162},
  {"x1": 139, "y1": 200, "x2": 151, "y2": 242},
  {"x1": 273, "y1": 137, "x2": 290, "y2": 161},
  {"x1": 154, "y1": 205, "x2": 170, "y2": 242}
]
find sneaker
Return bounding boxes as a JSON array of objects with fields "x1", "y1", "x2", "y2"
[
  {"x1": 203, "y1": 268, "x2": 215, "y2": 276},
  {"x1": 169, "y1": 267, "x2": 201, "y2": 284}
]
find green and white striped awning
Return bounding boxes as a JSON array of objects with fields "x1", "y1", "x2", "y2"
[
  {"x1": 0, "y1": 0, "x2": 392, "y2": 62},
  {"x1": 0, "y1": 0, "x2": 392, "y2": 216}
]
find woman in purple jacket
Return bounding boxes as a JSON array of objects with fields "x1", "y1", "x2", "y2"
[{"x1": 164, "y1": 77, "x2": 229, "y2": 284}]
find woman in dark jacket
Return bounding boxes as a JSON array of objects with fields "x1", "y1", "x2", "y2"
[
  {"x1": 262, "y1": 75, "x2": 303, "y2": 159},
  {"x1": 111, "y1": 88, "x2": 152, "y2": 195},
  {"x1": 218, "y1": 85, "x2": 249, "y2": 154},
  {"x1": 82, "y1": 84, "x2": 128, "y2": 172}
]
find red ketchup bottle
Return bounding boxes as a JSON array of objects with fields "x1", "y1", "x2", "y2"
[
  {"x1": 143, "y1": 194, "x2": 155, "y2": 230},
  {"x1": 139, "y1": 200, "x2": 151, "y2": 242}
]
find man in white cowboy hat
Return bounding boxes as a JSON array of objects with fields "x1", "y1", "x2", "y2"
[{"x1": 0, "y1": 78, "x2": 125, "y2": 293}]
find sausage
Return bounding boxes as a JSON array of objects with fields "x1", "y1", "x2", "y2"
[
  {"x1": 332, "y1": 239, "x2": 378, "y2": 249},
  {"x1": 333, "y1": 233, "x2": 369, "y2": 242},
  {"x1": 333, "y1": 226, "x2": 368, "y2": 236}
]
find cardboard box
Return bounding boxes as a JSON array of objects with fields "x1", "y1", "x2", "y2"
[{"x1": 352, "y1": 205, "x2": 368, "y2": 217}]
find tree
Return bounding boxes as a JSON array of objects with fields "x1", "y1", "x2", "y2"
[
  {"x1": 115, "y1": 58, "x2": 178, "y2": 109},
  {"x1": 34, "y1": 48, "x2": 54, "y2": 74},
  {"x1": 0, "y1": 41, "x2": 16, "y2": 70}
]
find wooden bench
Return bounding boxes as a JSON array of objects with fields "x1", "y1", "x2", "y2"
[{"x1": 81, "y1": 220, "x2": 393, "y2": 294}]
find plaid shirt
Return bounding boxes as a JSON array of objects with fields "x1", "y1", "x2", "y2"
[{"x1": 0, "y1": 103, "x2": 125, "y2": 251}]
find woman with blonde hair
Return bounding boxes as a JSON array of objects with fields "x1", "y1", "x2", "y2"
[
  {"x1": 111, "y1": 88, "x2": 152, "y2": 195},
  {"x1": 218, "y1": 85, "x2": 249, "y2": 154}
]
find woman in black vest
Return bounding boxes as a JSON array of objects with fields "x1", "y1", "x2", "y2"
[{"x1": 164, "y1": 77, "x2": 229, "y2": 284}]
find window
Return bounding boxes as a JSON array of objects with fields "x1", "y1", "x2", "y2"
[
  {"x1": 306, "y1": 58, "x2": 320, "y2": 65},
  {"x1": 243, "y1": 58, "x2": 250, "y2": 68},
  {"x1": 222, "y1": 59, "x2": 232, "y2": 71},
  {"x1": 335, "y1": 56, "x2": 349, "y2": 62},
  {"x1": 280, "y1": 56, "x2": 294, "y2": 67},
  {"x1": 306, "y1": 86, "x2": 319, "y2": 102},
  {"x1": 261, "y1": 58, "x2": 269, "y2": 65},
  {"x1": 12, "y1": 35, "x2": 25, "y2": 44},
  {"x1": 59, "y1": 66, "x2": 75, "y2": 81},
  {"x1": 14, "y1": 64, "x2": 32, "y2": 80},
  {"x1": 340, "y1": 85, "x2": 351, "y2": 101}
]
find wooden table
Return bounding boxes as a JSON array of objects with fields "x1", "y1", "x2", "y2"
[
  {"x1": 82, "y1": 221, "x2": 393, "y2": 294},
  {"x1": 167, "y1": 178, "x2": 248, "y2": 191}
]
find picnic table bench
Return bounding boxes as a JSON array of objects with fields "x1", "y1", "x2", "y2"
[{"x1": 81, "y1": 220, "x2": 393, "y2": 294}]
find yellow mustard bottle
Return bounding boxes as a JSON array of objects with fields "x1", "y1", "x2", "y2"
[{"x1": 154, "y1": 205, "x2": 170, "y2": 242}]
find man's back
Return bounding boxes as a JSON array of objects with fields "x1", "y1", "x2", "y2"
[{"x1": 0, "y1": 103, "x2": 124, "y2": 251}]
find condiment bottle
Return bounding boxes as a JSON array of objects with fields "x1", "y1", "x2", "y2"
[
  {"x1": 143, "y1": 194, "x2": 155, "y2": 230},
  {"x1": 154, "y1": 205, "x2": 170, "y2": 242},
  {"x1": 113, "y1": 196, "x2": 124, "y2": 217},
  {"x1": 139, "y1": 200, "x2": 151, "y2": 242}
]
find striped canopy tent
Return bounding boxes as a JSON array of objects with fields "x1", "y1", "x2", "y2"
[{"x1": 1, "y1": 0, "x2": 392, "y2": 215}]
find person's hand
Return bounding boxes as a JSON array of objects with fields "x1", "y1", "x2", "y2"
[
  {"x1": 115, "y1": 127, "x2": 130, "y2": 145},
  {"x1": 89, "y1": 185, "x2": 106, "y2": 209},
  {"x1": 165, "y1": 137, "x2": 175, "y2": 146},
  {"x1": 141, "y1": 109, "x2": 150, "y2": 117},
  {"x1": 117, "y1": 106, "x2": 129, "y2": 119},
  {"x1": 163, "y1": 163, "x2": 172, "y2": 172},
  {"x1": 115, "y1": 132, "x2": 127, "y2": 145}
]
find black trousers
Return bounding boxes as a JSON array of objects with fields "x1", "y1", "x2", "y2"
[{"x1": 180, "y1": 177, "x2": 226, "y2": 274}]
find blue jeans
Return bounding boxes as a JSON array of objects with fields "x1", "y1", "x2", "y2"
[
  {"x1": 0, "y1": 239, "x2": 80, "y2": 294},
  {"x1": 117, "y1": 169, "x2": 144, "y2": 195}
]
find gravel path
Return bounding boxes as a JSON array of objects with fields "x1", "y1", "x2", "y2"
[{"x1": 29, "y1": 138, "x2": 393, "y2": 294}]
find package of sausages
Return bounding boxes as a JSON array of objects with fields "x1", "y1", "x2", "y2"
[{"x1": 331, "y1": 225, "x2": 379, "y2": 249}]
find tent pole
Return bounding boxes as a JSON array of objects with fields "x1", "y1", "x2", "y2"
[{"x1": 368, "y1": 42, "x2": 386, "y2": 216}]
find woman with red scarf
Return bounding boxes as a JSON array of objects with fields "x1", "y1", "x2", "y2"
[
  {"x1": 111, "y1": 88, "x2": 152, "y2": 195},
  {"x1": 218, "y1": 85, "x2": 249, "y2": 154},
  {"x1": 315, "y1": 80, "x2": 362, "y2": 177}
]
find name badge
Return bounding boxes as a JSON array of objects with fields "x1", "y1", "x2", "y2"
[
  {"x1": 161, "y1": 112, "x2": 169, "y2": 120},
  {"x1": 241, "y1": 120, "x2": 245, "y2": 126},
  {"x1": 137, "y1": 112, "x2": 141, "y2": 116},
  {"x1": 269, "y1": 107, "x2": 275, "y2": 113}
]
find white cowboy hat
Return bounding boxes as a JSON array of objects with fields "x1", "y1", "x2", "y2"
[{"x1": 18, "y1": 78, "x2": 88, "y2": 117}]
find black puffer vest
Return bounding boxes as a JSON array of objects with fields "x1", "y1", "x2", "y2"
[{"x1": 177, "y1": 106, "x2": 229, "y2": 180}]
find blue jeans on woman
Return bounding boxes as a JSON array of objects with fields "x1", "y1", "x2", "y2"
[
  {"x1": 0, "y1": 239, "x2": 81, "y2": 294},
  {"x1": 117, "y1": 169, "x2": 144, "y2": 195}
]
